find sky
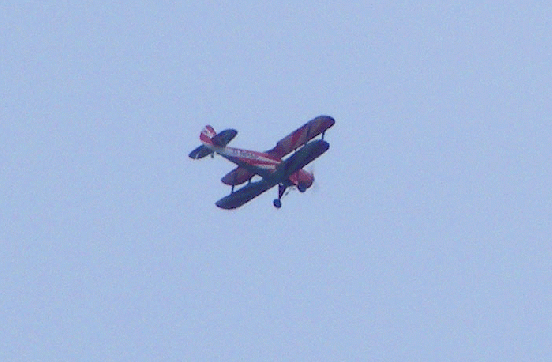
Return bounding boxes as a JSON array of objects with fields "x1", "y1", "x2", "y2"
[{"x1": 1, "y1": 1, "x2": 551, "y2": 361}]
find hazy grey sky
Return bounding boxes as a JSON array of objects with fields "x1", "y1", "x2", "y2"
[{"x1": 2, "y1": 1, "x2": 551, "y2": 361}]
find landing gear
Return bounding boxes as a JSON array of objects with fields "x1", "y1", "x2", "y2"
[{"x1": 273, "y1": 183, "x2": 286, "y2": 209}]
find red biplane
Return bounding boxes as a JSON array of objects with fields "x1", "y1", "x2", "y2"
[{"x1": 189, "y1": 115, "x2": 335, "y2": 209}]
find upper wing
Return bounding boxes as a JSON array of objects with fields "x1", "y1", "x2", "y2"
[
  {"x1": 215, "y1": 180, "x2": 275, "y2": 209},
  {"x1": 266, "y1": 115, "x2": 335, "y2": 159}
]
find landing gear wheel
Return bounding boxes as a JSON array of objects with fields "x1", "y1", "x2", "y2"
[{"x1": 273, "y1": 199, "x2": 282, "y2": 208}]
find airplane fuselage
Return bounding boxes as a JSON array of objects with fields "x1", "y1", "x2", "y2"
[
  {"x1": 204, "y1": 143, "x2": 314, "y2": 188},
  {"x1": 189, "y1": 115, "x2": 334, "y2": 209}
]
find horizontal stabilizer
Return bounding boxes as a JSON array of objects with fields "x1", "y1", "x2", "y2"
[
  {"x1": 189, "y1": 145, "x2": 213, "y2": 159},
  {"x1": 212, "y1": 129, "x2": 238, "y2": 147},
  {"x1": 216, "y1": 180, "x2": 274, "y2": 209}
]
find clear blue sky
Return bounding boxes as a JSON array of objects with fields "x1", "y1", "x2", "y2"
[{"x1": 2, "y1": 1, "x2": 551, "y2": 361}]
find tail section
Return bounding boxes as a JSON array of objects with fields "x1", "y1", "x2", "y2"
[
  {"x1": 189, "y1": 125, "x2": 216, "y2": 159},
  {"x1": 200, "y1": 125, "x2": 217, "y2": 146},
  {"x1": 189, "y1": 125, "x2": 238, "y2": 159},
  {"x1": 205, "y1": 126, "x2": 238, "y2": 147}
]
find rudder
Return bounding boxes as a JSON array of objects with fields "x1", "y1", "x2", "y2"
[{"x1": 200, "y1": 125, "x2": 216, "y2": 146}]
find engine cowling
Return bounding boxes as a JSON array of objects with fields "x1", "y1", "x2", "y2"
[
  {"x1": 298, "y1": 182, "x2": 308, "y2": 193},
  {"x1": 291, "y1": 169, "x2": 314, "y2": 192}
]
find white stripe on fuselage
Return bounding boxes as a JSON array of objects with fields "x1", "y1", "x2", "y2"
[{"x1": 205, "y1": 144, "x2": 280, "y2": 168}]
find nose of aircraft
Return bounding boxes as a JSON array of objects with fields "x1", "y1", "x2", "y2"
[{"x1": 298, "y1": 171, "x2": 314, "y2": 192}]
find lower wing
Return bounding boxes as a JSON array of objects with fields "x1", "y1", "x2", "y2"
[
  {"x1": 280, "y1": 139, "x2": 330, "y2": 179},
  {"x1": 215, "y1": 180, "x2": 275, "y2": 209}
]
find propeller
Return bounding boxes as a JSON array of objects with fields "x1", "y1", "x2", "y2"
[{"x1": 306, "y1": 164, "x2": 319, "y2": 193}]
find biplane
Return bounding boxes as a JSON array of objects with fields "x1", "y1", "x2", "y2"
[{"x1": 189, "y1": 115, "x2": 335, "y2": 209}]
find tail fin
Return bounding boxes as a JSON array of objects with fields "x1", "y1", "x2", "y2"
[
  {"x1": 200, "y1": 125, "x2": 217, "y2": 146},
  {"x1": 189, "y1": 125, "x2": 238, "y2": 159},
  {"x1": 202, "y1": 126, "x2": 238, "y2": 147},
  {"x1": 189, "y1": 125, "x2": 216, "y2": 159}
]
